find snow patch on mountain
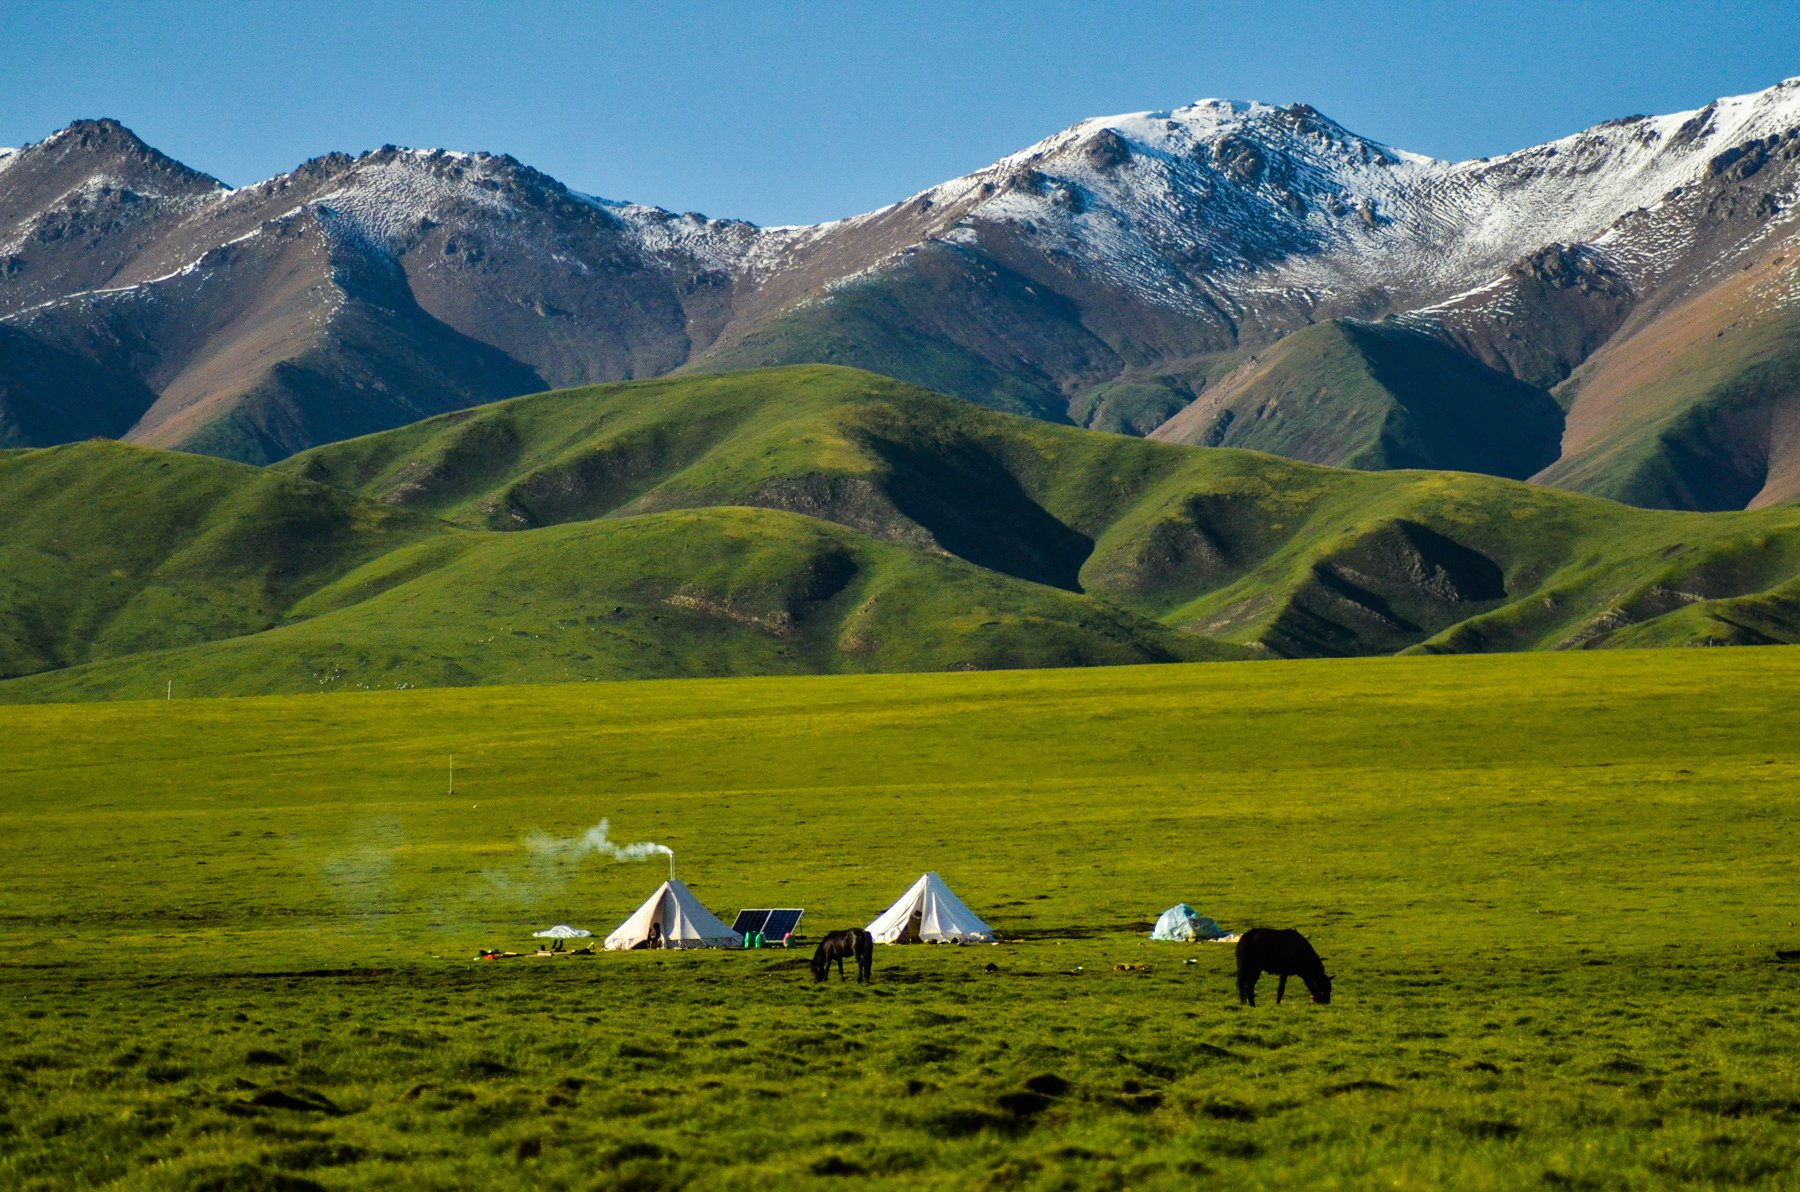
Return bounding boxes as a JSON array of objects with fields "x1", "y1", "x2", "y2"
[
  {"x1": 0, "y1": 213, "x2": 288, "y2": 324},
  {"x1": 312, "y1": 151, "x2": 520, "y2": 252},
  {"x1": 590, "y1": 198, "x2": 771, "y2": 274}
]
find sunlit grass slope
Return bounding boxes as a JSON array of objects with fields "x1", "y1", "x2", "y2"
[
  {"x1": 3, "y1": 506, "x2": 1220, "y2": 701},
  {"x1": 3, "y1": 649, "x2": 1799, "y2": 1188},
  {"x1": 0, "y1": 440, "x2": 437, "y2": 678}
]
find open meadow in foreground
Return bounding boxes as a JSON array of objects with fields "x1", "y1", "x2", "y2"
[{"x1": 3, "y1": 648, "x2": 1800, "y2": 1189}]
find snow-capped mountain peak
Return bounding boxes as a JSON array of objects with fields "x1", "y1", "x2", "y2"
[
  {"x1": 4, "y1": 77, "x2": 1800, "y2": 471},
  {"x1": 831, "y1": 77, "x2": 1800, "y2": 321}
]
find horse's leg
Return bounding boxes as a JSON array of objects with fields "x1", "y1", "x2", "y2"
[
  {"x1": 836, "y1": 955, "x2": 846, "y2": 981},
  {"x1": 1277, "y1": 974, "x2": 1288, "y2": 1004},
  {"x1": 1238, "y1": 968, "x2": 1257, "y2": 1006}
]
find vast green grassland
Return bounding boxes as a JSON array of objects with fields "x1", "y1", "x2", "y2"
[{"x1": 4, "y1": 649, "x2": 1799, "y2": 1188}]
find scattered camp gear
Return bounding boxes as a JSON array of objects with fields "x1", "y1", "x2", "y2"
[
  {"x1": 866, "y1": 872, "x2": 995, "y2": 944},
  {"x1": 1150, "y1": 904, "x2": 1230, "y2": 942},
  {"x1": 531, "y1": 924, "x2": 592, "y2": 953},
  {"x1": 604, "y1": 879, "x2": 743, "y2": 951}
]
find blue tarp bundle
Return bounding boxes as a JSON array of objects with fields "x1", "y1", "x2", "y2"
[{"x1": 1150, "y1": 904, "x2": 1227, "y2": 942}]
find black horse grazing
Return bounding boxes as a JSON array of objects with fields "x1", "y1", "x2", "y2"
[
  {"x1": 811, "y1": 929, "x2": 874, "y2": 984},
  {"x1": 1236, "y1": 928, "x2": 1332, "y2": 1006}
]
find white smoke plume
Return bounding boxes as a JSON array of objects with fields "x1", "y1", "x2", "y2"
[{"x1": 527, "y1": 819, "x2": 673, "y2": 868}]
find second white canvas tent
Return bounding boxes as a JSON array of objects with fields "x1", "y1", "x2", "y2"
[
  {"x1": 604, "y1": 879, "x2": 743, "y2": 951},
  {"x1": 866, "y1": 872, "x2": 995, "y2": 943}
]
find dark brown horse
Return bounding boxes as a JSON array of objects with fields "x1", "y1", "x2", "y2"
[
  {"x1": 1236, "y1": 927, "x2": 1332, "y2": 1006},
  {"x1": 811, "y1": 928, "x2": 874, "y2": 984}
]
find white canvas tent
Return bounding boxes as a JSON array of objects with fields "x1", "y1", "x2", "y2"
[
  {"x1": 603, "y1": 879, "x2": 743, "y2": 951},
  {"x1": 866, "y1": 872, "x2": 995, "y2": 944}
]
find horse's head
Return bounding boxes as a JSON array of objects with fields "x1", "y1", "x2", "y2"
[
  {"x1": 809, "y1": 956, "x2": 829, "y2": 983},
  {"x1": 1308, "y1": 971, "x2": 1333, "y2": 1005}
]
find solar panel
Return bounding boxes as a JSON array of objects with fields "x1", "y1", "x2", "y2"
[
  {"x1": 730, "y1": 908, "x2": 804, "y2": 943},
  {"x1": 762, "y1": 909, "x2": 804, "y2": 940},
  {"x1": 730, "y1": 909, "x2": 770, "y2": 935}
]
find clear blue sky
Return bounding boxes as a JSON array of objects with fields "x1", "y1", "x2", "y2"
[{"x1": 2, "y1": 1, "x2": 1795, "y2": 226}]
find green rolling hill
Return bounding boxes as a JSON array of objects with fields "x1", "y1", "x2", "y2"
[
  {"x1": 0, "y1": 441, "x2": 438, "y2": 680},
  {"x1": 9, "y1": 503, "x2": 1223, "y2": 702},
  {"x1": 1148, "y1": 319, "x2": 1564, "y2": 478},
  {"x1": 5, "y1": 365, "x2": 1800, "y2": 701}
]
